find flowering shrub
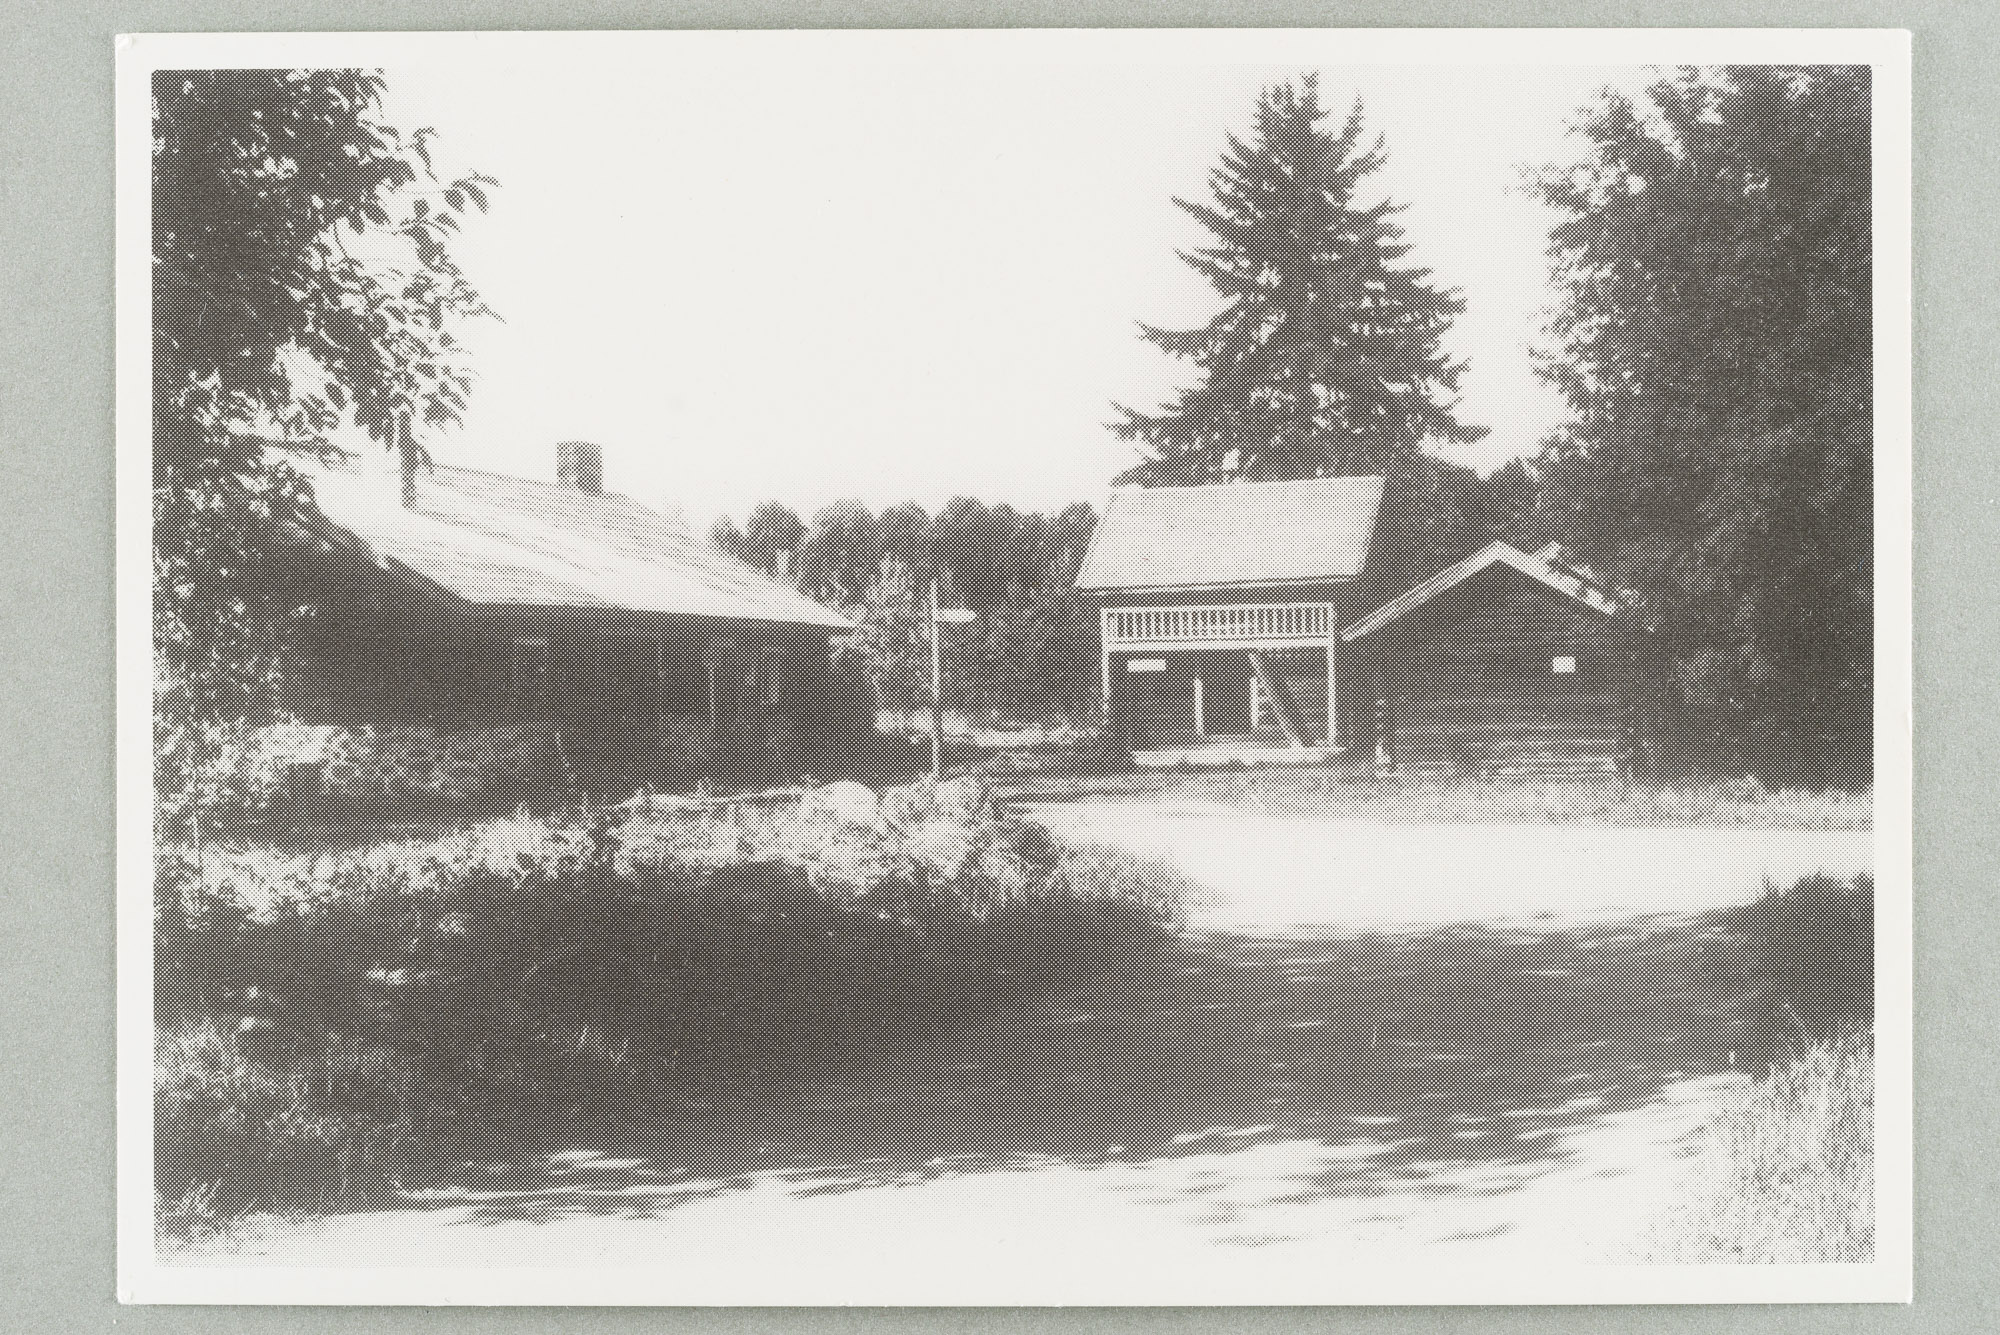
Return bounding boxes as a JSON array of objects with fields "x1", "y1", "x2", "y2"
[
  {"x1": 154, "y1": 777, "x2": 1189, "y2": 1215},
  {"x1": 155, "y1": 717, "x2": 365, "y2": 840},
  {"x1": 154, "y1": 1020, "x2": 417, "y2": 1218}
]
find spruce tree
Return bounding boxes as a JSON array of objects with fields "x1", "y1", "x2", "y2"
[{"x1": 1115, "y1": 75, "x2": 1485, "y2": 485}]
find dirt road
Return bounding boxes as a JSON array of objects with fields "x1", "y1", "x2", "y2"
[
  {"x1": 1030, "y1": 802, "x2": 1874, "y2": 935},
  {"x1": 182, "y1": 808, "x2": 1872, "y2": 1293}
]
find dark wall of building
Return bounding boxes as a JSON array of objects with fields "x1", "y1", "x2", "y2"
[
  {"x1": 1348, "y1": 565, "x2": 1625, "y2": 766},
  {"x1": 1094, "y1": 586, "x2": 1364, "y2": 749},
  {"x1": 282, "y1": 598, "x2": 851, "y2": 795}
]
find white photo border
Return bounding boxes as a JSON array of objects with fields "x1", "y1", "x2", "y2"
[{"x1": 116, "y1": 26, "x2": 1914, "y2": 1306}]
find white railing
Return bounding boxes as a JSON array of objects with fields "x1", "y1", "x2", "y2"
[{"x1": 1104, "y1": 602, "x2": 1332, "y2": 646}]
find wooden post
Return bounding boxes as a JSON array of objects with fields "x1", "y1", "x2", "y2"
[
  {"x1": 1192, "y1": 673, "x2": 1205, "y2": 738},
  {"x1": 396, "y1": 410, "x2": 419, "y2": 509},
  {"x1": 1326, "y1": 610, "x2": 1340, "y2": 750},
  {"x1": 1099, "y1": 607, "x2": 1114, "y2": 731},
  {"x1": 929, "y1": 578, "x2": 943, "y2": 782},
  {"x1": 763, "y1": 638, "x2": 788, "y2": 783},
  {"x1": 653, "y1": 635, "x2": 667, "y2": 784}
]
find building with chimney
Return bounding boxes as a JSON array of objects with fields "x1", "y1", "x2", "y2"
[{"x1": 273, "y1": 440, "x2": 859, "y2": 795}]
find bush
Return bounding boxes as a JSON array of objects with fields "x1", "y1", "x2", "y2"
[
  {"x1": 1723, "y1": 872, "x2": 1874, "y2": 1040},
  {"x1": 154, "y1": 1021, "x2": 416, "y2": 1217},
  {"x1": 155, "y1": 777, "x2": 1190, "y2": 1214}
]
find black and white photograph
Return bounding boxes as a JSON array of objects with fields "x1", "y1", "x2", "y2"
[{"x1": 116, "y1": 28, "x2": 1911, "y2": 1305}]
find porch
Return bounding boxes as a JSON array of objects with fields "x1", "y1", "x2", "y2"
[
  {"x1": 1130, "y1": 735, "x2": 1342, "y2": 768},
  {"x1": 1099, "y1": 603, "x2": 1344, "y2": 765}
]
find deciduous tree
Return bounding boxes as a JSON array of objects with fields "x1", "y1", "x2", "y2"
[
  {"x1": 740, "y1": 501, "x2": 808, "y2": 580},
  {"x1": 799, "y1": 500, "x2": 882, "y2": 605},
  {"x1": 1530, "y1": 66, "x2": 1872, "y2": 783},
  {"x1": 153, "y1": 70, "x2": 495, "y2": 729}
]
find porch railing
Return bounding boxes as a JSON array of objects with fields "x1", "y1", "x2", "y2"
[{"x1": 1103, "y1": 602, "x2": 1333, "y2": 646}]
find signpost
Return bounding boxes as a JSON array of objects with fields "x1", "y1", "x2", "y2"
[{"x1": 929, "y1": 578, "x2": 977, "y2": 781}]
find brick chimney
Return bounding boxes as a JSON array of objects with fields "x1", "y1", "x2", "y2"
[{"x1": 557, "y1": 440, "x2": 603, "y2": 495}]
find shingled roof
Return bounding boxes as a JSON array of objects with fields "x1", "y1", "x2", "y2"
[
  {"x1": 1341, "y1": 539, "x2": 1617, "y2": 642},
  {"x1": 1075, "y1": 475, "x2": 1386, "y2": 593},
  {"x1": 298, "y1": 454, "x2": 852, "y2": 630}
]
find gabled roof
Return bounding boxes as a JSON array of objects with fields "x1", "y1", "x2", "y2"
[
  {"x1": 1075, "y1": 475, "x2": 1386, "y2": 593},
  {"x1": 297, "y1": 454, "x2": 852, "y2": 630},
  {"x1": 1342, "y1": 540, "x2": 1617, "y2": 642}
]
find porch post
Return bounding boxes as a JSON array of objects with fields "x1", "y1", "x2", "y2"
[
  {"x1": 653, "y1": 635, "x2": 667, "y2": 780},
  {"x1": 1326, "y1": 607, "x2": 1339, "y2": 750},
  {"x1": 1099, "y1": 607, "x2": 1114, "y2": 729}
]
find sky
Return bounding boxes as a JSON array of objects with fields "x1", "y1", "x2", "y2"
[{"x1": 380, "y1": 58, "x2": 1662, "y2": 532}]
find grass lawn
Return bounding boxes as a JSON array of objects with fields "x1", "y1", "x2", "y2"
[{"x1": 985, "y1": 758, "x2": 1870, "y2": 831}]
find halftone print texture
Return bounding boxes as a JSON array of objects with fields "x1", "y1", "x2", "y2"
[{"x1": 147, "y1": 59, "x2": 1876, "y2": 1278}]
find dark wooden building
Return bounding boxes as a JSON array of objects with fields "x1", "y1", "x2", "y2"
[
  {"x1": 1075, "y1": 477, "x2": 1624, "y2": 771},
  {"x1": 1341, "y1": 540, "x2": 1623, "y2": 773},
  {"x1": 277, "y1": 441, "x2": 857, "y2": 791},
  {"x1": 1075, "y1": 477, "x2": 1382, "y2": 762}
]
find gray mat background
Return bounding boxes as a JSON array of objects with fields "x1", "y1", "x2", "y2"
[{"x1": 4, "y1": 2, "x2": 1989, "y2": 1330}]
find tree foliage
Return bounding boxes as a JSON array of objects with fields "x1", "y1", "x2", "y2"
[
  {"x1": 797, "y1": 499, "x2": 882, "y2": 605},
  {"x1": 152, "y1": 69, "x2": 495, "y2": 827},
  {"x1": 1114, "y1": 75, "x2": 1485, "y2": 487},
  {"x1": 1530, "y1": 66, "x2": 1872, "y2": 783},
  {"x1": 711, "y1": 497, "x2": 1100, "y2": 724},
  {"x1": 741, "y1": 501, "x2": 809, "y2": 578},
  {"x1": 153, "y1": 69, "x2": 496, "y2": 721}
]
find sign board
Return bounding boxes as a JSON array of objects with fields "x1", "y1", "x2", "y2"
[
  {"x1": 1552, "y1": 656, "x2": 1577, "y2": 674},
  {"x1": 1126, "y1": 658, "x2": 1167, "y2": 673}
]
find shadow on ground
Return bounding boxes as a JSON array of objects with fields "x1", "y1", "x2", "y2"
[{"x1": 405, "y1": 907, "x2": 1768, "y2": 1239}]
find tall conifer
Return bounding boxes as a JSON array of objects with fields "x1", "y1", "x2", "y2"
[{"x1": 1115, "y1": 75, "x2": 1485, "y2": 485}]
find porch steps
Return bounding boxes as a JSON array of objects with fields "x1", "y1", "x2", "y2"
[{"x1": 1246, "y1": 649, "x2": 1311, "y2": 748}]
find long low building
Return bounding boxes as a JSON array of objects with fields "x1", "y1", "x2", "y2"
[
  {"x1": 1074, "y1": 475, "x2": 1626, "y2": 771},
  {"x1": 273, "y1": 440, "x2": 858, "y2": 794}
]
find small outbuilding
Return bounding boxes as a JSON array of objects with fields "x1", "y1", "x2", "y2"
[
  {"x1": 1075, "y1": 476, "x2": 1625, "y2": 771},
  {"x1": 1075, "y1": 476, "x2": 1383, "y2": 763},
  {"x1": 274, "y1": 441, "x2": 857, "y2": 792},
  {"x1": 1340, "y1": 539, "x2": 1625, "y2": 773}
]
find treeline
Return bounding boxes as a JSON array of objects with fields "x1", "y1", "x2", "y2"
[
  {"x1": 709, "y1": 463, "x2": 1553, "y2": 731},
  {"x1": 718, "y1": 70, "x2": 1873, "y2": 791},
  {"x1": 711, "y1": 497, "x2": 1104, "y2": 727}
]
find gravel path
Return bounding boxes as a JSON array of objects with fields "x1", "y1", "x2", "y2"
[
  {"x1": 1028, "y1": 802, "x2": 1874, "y2": 935},
  {"x1": 180, "y1": 808, "x2": 1873, "y2": 1292}
]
